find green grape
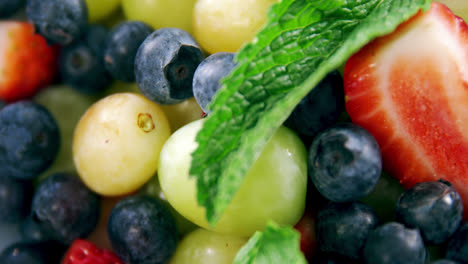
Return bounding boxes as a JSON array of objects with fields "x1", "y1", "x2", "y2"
[
  {"x1": 140, "y1": 175, "x2": 198, "y2": 236},
  {"x1": 193, "y1": 0, "x2": 277, "y2": 53},
  {"x1": 121, "y1": 0, "x2": 196, "y2": 33},
  {"x1": 34, "y1": 85, "x2": 98, "y2": 178},
  {"x1": 436, "y1": 0, "x2": 468, "y2": 21},
  {"x1": 85, "y1": 0, "x2": 122, "y2": 22},
  {"x1": 73, "y1": 93, "x2": 171, "y2": 196},
  {"x1": 169, "y1": 228, "x2": 247, "y2": 264},
  {"x1": 158, "y1": 119, "x2": 308, "y2": 237},
  {"x1": 160, "y1": 97, "x2": 204, "y2": 131}
]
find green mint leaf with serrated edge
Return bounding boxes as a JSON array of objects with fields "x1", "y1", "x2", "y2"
[
  {"x1": 233, "y1": 221, "x2": 307, "y2": 264},
  {"x1": 190, "y1": 0, "x2": 432, "y2": 225}
]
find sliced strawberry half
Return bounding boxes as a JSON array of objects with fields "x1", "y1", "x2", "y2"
[
  {"x1": 0, "y1": 21, "x2": 58, "y2": 102},
  {"x1": 344, "y1": 2, "x2": 468, "y2": 218}
]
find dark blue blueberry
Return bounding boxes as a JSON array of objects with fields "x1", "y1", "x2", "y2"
[
  {"x1": 432, "y1": 260, "x2": 460, "y2": 264},
  {"x1": 395, "y1": 180, "x2": 463, "y2": 245},
  {"x1": 316, "y1": 201, "x2": 379, "y2": 259},
  {"x1": 0, "y1": 101, "x2": 60, "y2": 180},
  {"x1": 0, "y1": 176, "x2": 33, "y2": 223},
  {"x1": 59, "y1": 24, "x2": 113, "y2": 94},
  {"x1": 26, "y1": 0, "x2": 87, "y2": 45},
  {"x1": 0, "y1": 0, "x2": 24, "y2": 18},
  {"x1": 19, "y1": 215, "x2": 50, "y2": 242},
  {"x1": 31, "y1": 173, "x2": 100, "y2": 245},
  {"x1": 108, "y1": 195, "x2": 178, "y2": 264},
  {"x1": 311, "y1": 253, "x2": 360, "y2": 264},
  {"x1": 447, "y1": 222, "x2": 468, "y2": 264},
  {"x1": 192, "y1": 52, "x2": 237, "y2": 113},
  {"x1": 363, "y1": 222, "x2": 427, "y2": 264},
  {"x1": 0, "y1": 240, "x2": 66, "y2": 264},
  {"x1": 135, "y1": 28, "x2": 204, "y2": 104},
  {"x1": 104, "y1": 21, "x2": 153, "y2": 82},
  {"x1": 308, "y1": 123, "x2": 382, "y2": 202},
  {"x1": 286, "y1": 70, "x2": 344, "y2": 137}
]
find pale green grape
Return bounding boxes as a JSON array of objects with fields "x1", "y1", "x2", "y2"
[
  {"x1": 160, "y1": 97, "x2": 204, "y2": 131},
  {"x1": 73, "y1": 93, "x2": 171, "y2": 196},
  {"x1": 158, "y1": 119, "x2": 308, "y2": 237},
  {"x1": 121, "y1": 0, "x2": 196, "y2": 33},
  {"x1": 169, "y1": 228, "x2": 247, "y2": 264},
  {"x1": 193, "y1": 0, "x2": 277, "y2": 53},
  {"x1": 85, "y1": 0, "x2": 122, "y2": 22}
]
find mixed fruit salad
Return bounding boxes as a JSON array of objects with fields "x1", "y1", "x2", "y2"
[{"x1": 0, "y1": 0, "x2": 467, "y2": 263}]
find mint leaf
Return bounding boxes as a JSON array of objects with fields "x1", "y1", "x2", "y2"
[
  {"x1": 190, "y1": 0, "x2": 432, "y2": 225},
  {"x1": 233, "y1": 221, "x2": 307, "y2": 264}
]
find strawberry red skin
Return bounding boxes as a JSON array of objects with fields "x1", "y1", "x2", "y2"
[
  {"x1": 0, "y1": 22, "x2": 58, "y2": 102},
  {"x1": 344, "y1": 3, "x2": 468, "y2": 218},
  {"x1": 62, "y1": 239, "x2": 124, "y2": 264}
]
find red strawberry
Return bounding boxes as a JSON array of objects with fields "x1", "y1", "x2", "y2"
[
  {"x1": 0, "y1": 21, "x2": 58, "y2": 102},
  {"x1": 62, "y1": 239, "x2": 125, "y2": 264},
  {"x1": 344, "y1": 2, "x2": 468, "y2": 218}
]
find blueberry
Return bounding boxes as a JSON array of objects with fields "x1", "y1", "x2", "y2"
[
  {"x1": 311, "y1": 252, "x2": 360, "y2": 264},
  {"x1": 108, "y1": 195, "x2": 178, "y2": 264},
  {"x1": 104, "y1": 21, "x2": 153, "y2": 82},
  {"x1": 20, "y1": 215, "x2": 50, "y2": 242},
  {"x1": 31, "y1": 173, "x2": 100, "y2": 245},
  {"x1": 308, "y1": 123, "x2": 382, "y2": 202},
  {"x1": 447, "y1": 222, "x2": 468, "y2": 264},
  {"x1": 135, "y1": 28, "x2": 204, "y2": 104},
  {"x1": 59, "y1": 24, "x2": 113, "y2": 94},
  {"x1": 26, "y1": 0, "x2": 88, "y2": 45},
  {"x1": 0, "y1": 101, "x2": 60, "y2": 180},
  {"x1": 192, "y1": 52, "x2": 237, "y2": 113},
  {"x1": 0, "y1": 0, "x2": 24, "y2": 18},
  {"x1": 432, "y1": 260, "x2": 460, "y2": 264},
  {"x1": 286, "y1": 70, "x2": 344, "y2": 137},
  {"x1": 363, "y1": 222, "x2": 427, "y2": 264},
  {"x1": 0, "y1": 240, "x2": 66, "y2": 264},
  {"x1": 395, "y1": 180, "x2": 463, "y2": 245},
  {"x1": 316, "y1": 201, "x2": 379, "y2": 259},
  {"x1": 0, "y1": 176, "x2": 33, "y2": 223}
]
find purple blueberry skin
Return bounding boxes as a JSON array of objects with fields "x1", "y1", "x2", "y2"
[
  {"x1": 363, "y1": 222, "x2": 427, "y2": 264},
  {"x1": 192, "y1": 52, "x2": 237, "y2": 113},
  {"x1": 135, "y1": 28, "x2": 204, "y2": 105},
  {"x1": 0, "y1": 176, "x2": 33, "y2": 223},
  {"x1": 26, "y1": 0, "x2": 88, "y2": 45},
  {"x1": 0, "y1": 101, "x2": 60, "y2": 180},
  {"x1": 447, "y1": 222, "x2": 468, "y2": 264},
  {"x1": 308, "y1": 123, "x2": 382, "y2": 202},
  {"x1": 104, "y1": 21, "x2": 153, "y2": 82},
  {"x1": 316, "y1": 201, "x2": 379, "y2": 260},
  {"x1": 395, "y1": 180, "x2": 463, "y2": 245},
  {"x1": 0, "y1": 241, "x2": 66, "y2": 264}
]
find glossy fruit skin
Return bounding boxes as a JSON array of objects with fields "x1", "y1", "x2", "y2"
[
  {"x1": 0, "y1": 0, "x2": 24, "y2": 18},
  {"x1": 169, "y1": 228, "x2": 247, "y2": 264},
  {"x1": 0, "y1": 176, "x2": 33, "y2": 223},
  {"x1": 31, "y1": 173, "x2": 100, "y2": 245},
  {"x1": 159, "y1": 120, "x2": 307, "y2": 237},
  {"x1": 122, "y1": 0, "x2": 196, "y2": 33},
  {"x1": 363, "y1": 222, "x2": 427, "y2": 264},
  {"x1": 447, "y1": 222, "x2": 468, "y2": 263},
  {"x1": 59, "y1": 24, "x2": 112, "y2": 94},
  {"x1": 62, "y1": 239, "x2": 125, "y2": 264},
  {"x1": 316, "y1": 202, "x2": 379, "y2": 260},
  {"x1": 192, "y1": 52, "x2": 237, "y2": 113},
  {"x1": 343, "y1": 2, "x2": 468, "y2": 219},
  {"x1": 135, "y1": 28, "x2": 204, "y2": 104},
  {"x1": 73, "y1": 93, "x2": 171, "y2": 196},
  {"x1": 0, "y1": 22, "x2": 58, "y2": 102},
  {"x1": 395, "y1": 180, "x2": 463, "y2": 245},
  {"x1": 286, "y1": 70, "x2": 344, "y2": 137},
  {"x1": 0, "y1": 101, "x2": 60, "y2": 180},
  {"x1": 108, "y1": 195, "x2": 178, "y2": 264},
  {"x1": 26, "y1": 0, "x2": 88, "y2": 45},
  {"x1": 308, "y1": 123, "x2": 382, "y2": 202},
  {"x1": 193, "y1": 0, "x2": 277, "y2": 53},
  {"x1": 0, "y1": 241, "x2": 66, "y2": 264},
  {"x1": 85, "y1": 0, "x2": 121, "y2": 22},
  {"x1": 104, "y1": 21, "x2": 153, "y2": 82}
]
